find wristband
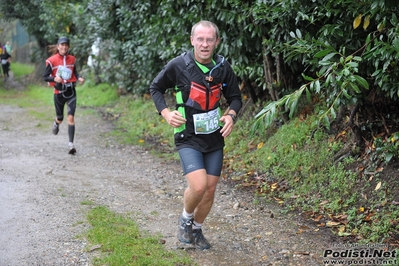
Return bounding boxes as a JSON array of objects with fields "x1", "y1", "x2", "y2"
[{"x1": 227, "y1": 113, "x2": 236, "y2": 123}]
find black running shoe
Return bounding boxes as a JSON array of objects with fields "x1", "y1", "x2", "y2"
[
  {"x1": 52, "y1": 123, "x2": 59, "y2": 135},
  {"x1": 192, "y1": 229, "x2": 211, "y2": 250},
  {"x1": 68, "y1": 143, "x2": 76, "y2": 155},
  {"x1": 177, "y1": 214, "x2": 194, "y2": 243}
]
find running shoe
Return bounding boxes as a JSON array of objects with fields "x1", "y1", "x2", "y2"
[
  {"x1": 52, "y1": 122, "x2": 59, "y2": 135},
  {"x1": 68, "y1": 143, "x2": 76, "y2": 155},
  {"x1": 177, "y1": 214, "x2": 194, "y2": 243},
  {"x1": 192, "y1": 228, "x2": 211, "y2": 250}
]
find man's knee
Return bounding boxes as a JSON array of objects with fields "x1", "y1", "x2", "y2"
[
  {"x1": 67, "y1": 115, "x2": 74, "y2": 124},
  {"x1": 206, "y1": 176, "x2": 219, "y2": 193},
  {"x1": 188, "y1": 183, "x2": 207, "y2": 197}
]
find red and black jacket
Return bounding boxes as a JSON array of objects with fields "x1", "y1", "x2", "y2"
[{"x1": 43, "y1": 53, "x2": 80, "y2": 94}]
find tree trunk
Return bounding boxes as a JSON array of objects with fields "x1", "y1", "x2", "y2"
[
  {"x1": 263, "y1": 47, "x2": 278, "y2": 101},
  {"x1": 244, "y1": 78, "x2": 258, "y2": 104}
]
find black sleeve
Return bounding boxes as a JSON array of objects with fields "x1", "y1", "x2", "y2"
[
  {"x1": 73, "y1": 65, "x2": 80, "y2": 80},
  {"x1": 149, "y1": 57, "x2": 180, "y2": 113},
  {"x1": 43, "y1": 64, "x2": 55, "y2": 83}
]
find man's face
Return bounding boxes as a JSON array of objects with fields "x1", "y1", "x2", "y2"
[
  {"x1": 190, "y1": 25, "x2": 220, "y2": 64},
  {"x1": 58, "y1": 43, "x2": 69, "y2": 55}
]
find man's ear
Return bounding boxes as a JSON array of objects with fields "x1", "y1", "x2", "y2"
[{"x1": 215, "y1": 38, "x2": 221, "y2": 47}]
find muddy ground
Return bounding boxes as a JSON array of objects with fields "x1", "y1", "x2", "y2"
[{"x1": 0, "y1": 83, "x2": 345, "y2": 266}]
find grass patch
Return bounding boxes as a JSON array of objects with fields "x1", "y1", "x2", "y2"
[
  {"x1": 223, "y1": 103, "x2": 397, "y2": 244},
  {"x1": 109, "y1": 95, "x2": 175, "y2": 154},
  {"x1": 81, "y1": 200, "x2": 95, "y2": 206},
  {"x1": 76, "y1": 81, "x2": 119, "y2": 107},
  {"x1": 0, "y1": 84, "x2": 52, "y2": 107},
  {"x1": 86, "y1": 206, "x2": 193, "y2": 266},
  {"x1": 10, "y1": 62, "x2": 35, "y2": 77}
]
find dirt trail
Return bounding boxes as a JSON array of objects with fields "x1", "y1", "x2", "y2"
[{"x1": 0, "y1": 85, "x2": 342, "y2": 266}]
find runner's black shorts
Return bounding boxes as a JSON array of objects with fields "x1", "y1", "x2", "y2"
[
  {"x1": 178, "y1": 147, "x2": 223, "y2": 176},
  {"x1": 54, "y1": 90, "x2": 76, "y2": 121}
]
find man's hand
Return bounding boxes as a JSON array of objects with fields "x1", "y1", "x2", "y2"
[
  {"x1": 161, "y1": 109, "x2": 186, "y2": 128},
  {"x1": 219, "y1": 112, "x2": 236, "y2": 138}
]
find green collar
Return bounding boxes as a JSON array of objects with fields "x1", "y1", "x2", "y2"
[{"x1": 194, "y1": 58, "x2": 216, "y2": 73}]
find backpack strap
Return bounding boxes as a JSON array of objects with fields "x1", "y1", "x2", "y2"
[
  {"x1": 173, "y1": 52, "x2": 191, "y2": 134},
  {"x1": 173, "y1": 52, "x2": 225, "y2": 134}
]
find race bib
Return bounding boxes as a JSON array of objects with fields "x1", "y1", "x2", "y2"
[
  {"x1": 56, "y1": 66, "x2": 72, "y2": 80},
  {"x1": 193, "y1": 109, "x2": 221, "y2": 134}
]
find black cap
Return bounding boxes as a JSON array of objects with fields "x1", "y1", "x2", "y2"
[{"x1": 57, "y1": 36, "x2": 70, "y2": 45}]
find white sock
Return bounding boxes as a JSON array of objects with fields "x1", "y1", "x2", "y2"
[
  {"x1": 182, "y1": 209, "x2": 193, "y2": 219},
  {"x1": 193, "y1": 221, "x2": 202, "y2": 230}
]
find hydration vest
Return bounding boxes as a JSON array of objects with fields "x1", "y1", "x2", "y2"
[{"x1": 174, "y1": 52, "x2": 226, "y2": 134}]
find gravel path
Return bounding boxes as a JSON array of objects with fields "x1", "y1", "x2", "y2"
[{"x1": 0, "y1": 98, "x2": 342, "y2": 266}]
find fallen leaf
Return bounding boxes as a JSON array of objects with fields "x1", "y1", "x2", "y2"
[
  {"x1": 338, "y1": 231, "x2": 352, "y2": 236},
  {"x1": 326, "y1": 221, "x2": 341, "y2": 227},
  {"x1": 294, "y1": 251, "x2": 310, "y2": 255},
  {"x1": 337, "y1": 130, "x2": 347, "y2": 137},
  {"x1": 313, "y1": 215, "x2": 323, "y2": 222},
  {"x1": 375, "y1": 181, "x2": 382, "y2": 191},
  {"x1": 381, "y1": 199, "x2": 388, "y2": 207},
  {"x1": 298, "y1": 225, "x2": 310, "y2": 230},
  {"x1": 89, "y1": 244, "x2": 102, "y2": 252},
  {"x1": 364, "y1": 212, "x2": 375, "y2": 222},
  {"x1": 257, "y1": 142, "x2": 264, "y2": 149}
]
